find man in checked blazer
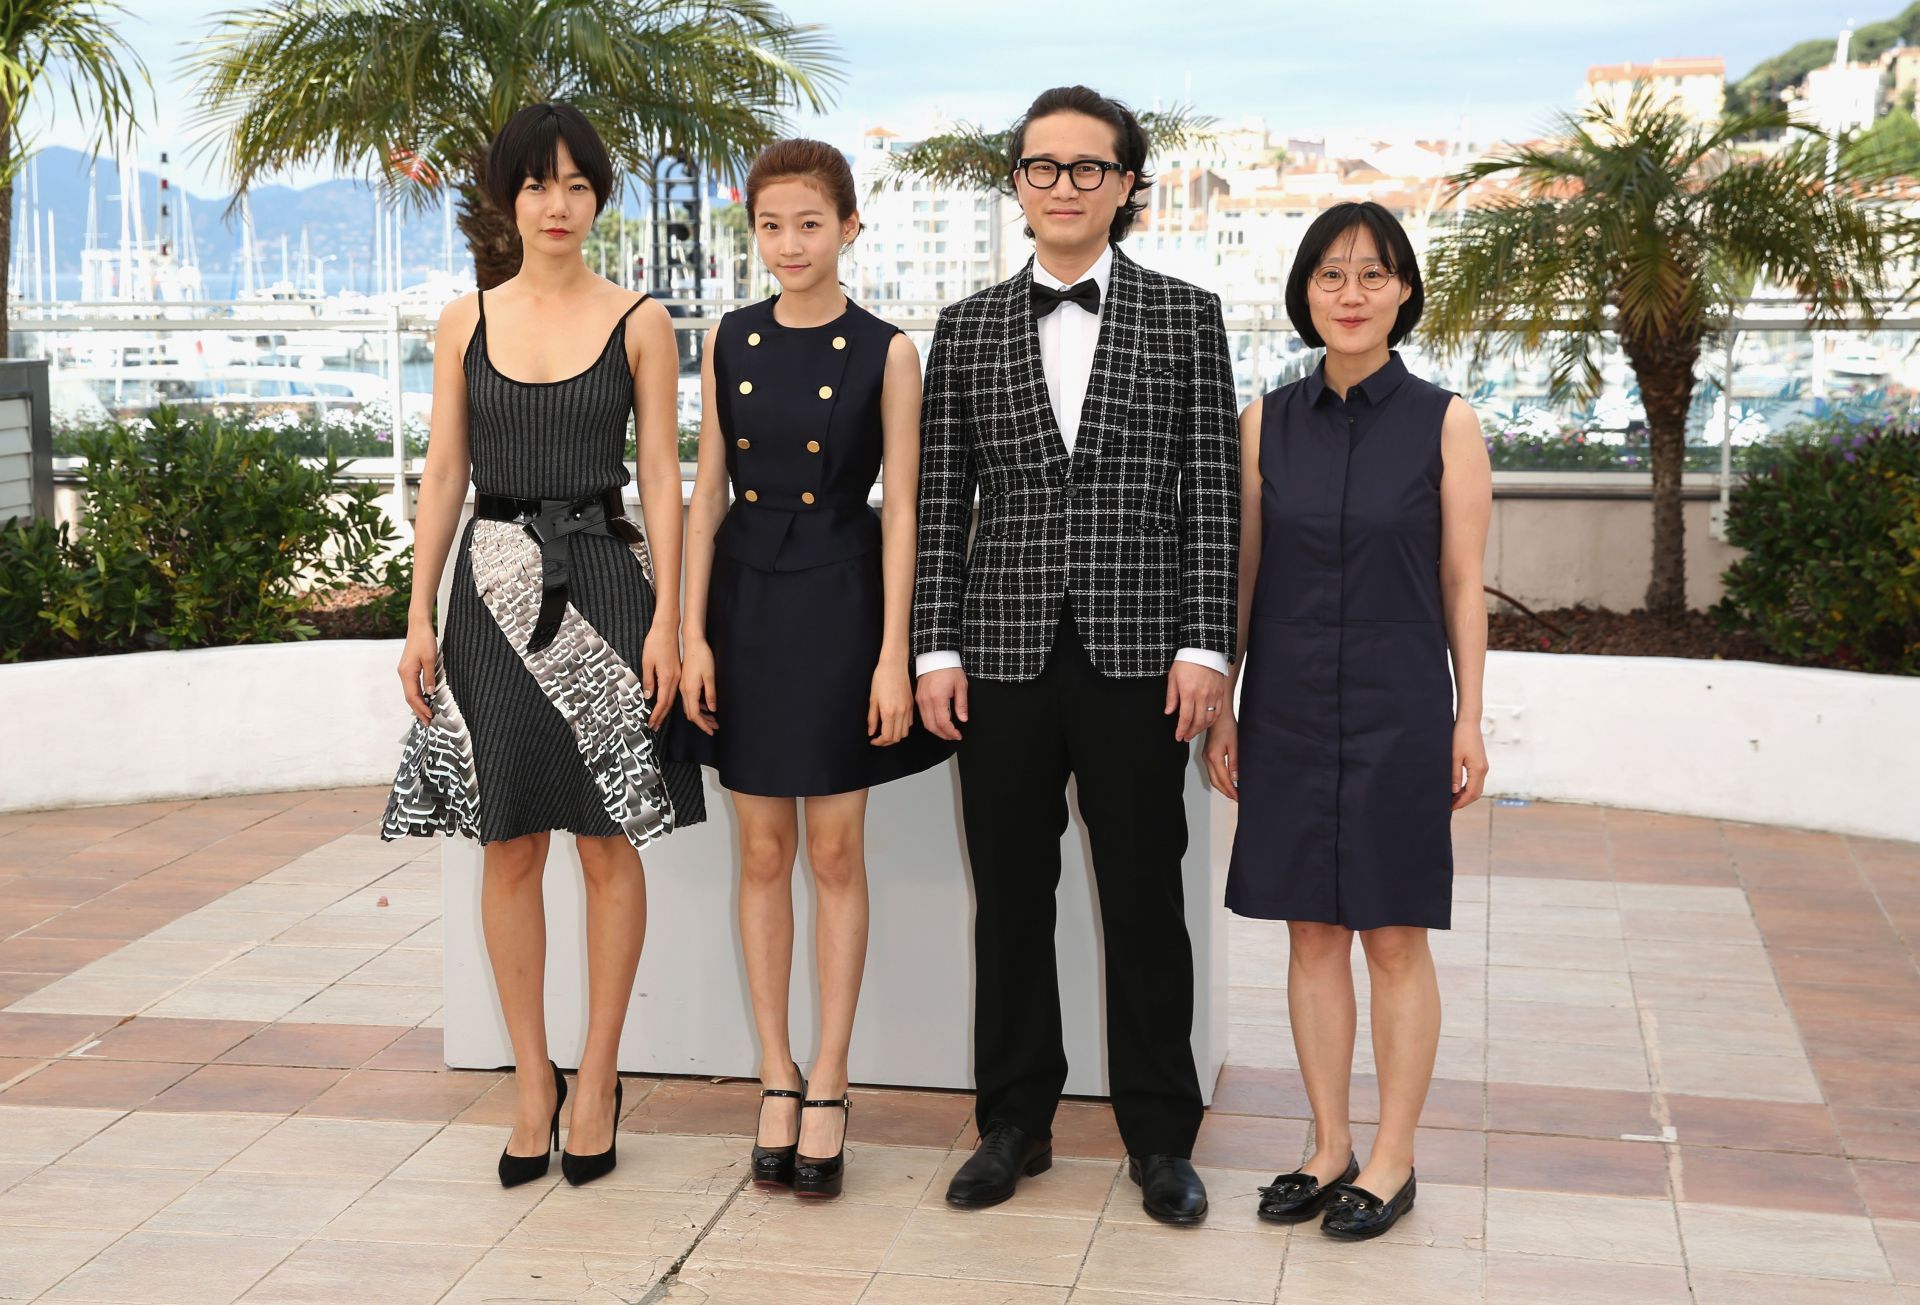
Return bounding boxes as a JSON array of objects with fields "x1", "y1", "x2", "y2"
[{"x1": 913, "y1": 85, "x2": 1239, "y2": 1225}]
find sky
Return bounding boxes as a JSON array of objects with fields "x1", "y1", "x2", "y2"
[{"x1": 24, "y1": 0, "x2": 1878, "y2": 196}]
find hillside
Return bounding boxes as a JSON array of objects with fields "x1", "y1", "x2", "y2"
[{"x1": 1726, "y1": 4, "x2": 1920, "y2": 118}]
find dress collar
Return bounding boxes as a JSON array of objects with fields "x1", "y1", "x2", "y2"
[{"x1": 1305, "y1": 350, "x2": 1410, "y2": 407}]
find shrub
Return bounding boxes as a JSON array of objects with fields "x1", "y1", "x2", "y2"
[
  {"x1": 1714, "y1": 425, "x2": 1920, "y2": 675},
  {"x1": 5, "y1": 405, "x2": 413, "y2": 659}
]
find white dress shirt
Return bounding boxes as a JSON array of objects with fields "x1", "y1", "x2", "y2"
[{"x1": 917, "y1": 246, "x2": 1229, "y2": 679}]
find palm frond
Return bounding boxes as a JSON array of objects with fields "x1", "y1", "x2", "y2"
[
  {"x1": 0, "y1": 0, "x2": 150, "y2": 182},
  {"x1": 879, "y1": 104, "x2": 1218, "y2": 195}
]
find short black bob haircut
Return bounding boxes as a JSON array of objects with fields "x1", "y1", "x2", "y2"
[
  {"x1": 1285, "y1": 201, "x2": 1425, "y2": 349},
  {"x1": 485, "y1": 102, "x2": 614, "y2": 218},
  {"x1": 1007, "y1": 85, "x2": 1153, "y2": 243}
]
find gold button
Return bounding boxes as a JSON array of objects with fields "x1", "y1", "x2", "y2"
[
  {"x1": 739, "y1": 380, "x2": 753, "y2": 395},
  {"x1": 807, "y1": 440, "x2": 821, "y2": 453},
  {"x1": 736, "y1": 438, "x2": 750, "y2": 450},
  {"x1": 832, "y1": 336, "x2": 846, "y2": 350},
  {"x1": 802, "y1": 492, "x2": 815, "y2": 504},
  {"x1": 744, "y1": 489, "x2": 759, "y2": 502},
  {"x1": 748, "y1": 332, "x2": 762, "y2": 346},
  {"x1": 818, "y1": 385, "x2": 833, "y2": 399}
]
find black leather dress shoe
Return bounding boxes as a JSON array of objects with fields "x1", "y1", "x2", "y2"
[
  {"x1": 945, "y1": 1123, "x2": 1052, "y2": 1209},
  {"x1": 1321, "y1": 1170, "x2": 1416, "y2": 1240},
  {"x1": 1128, "y1": 1154, "x2": 1209, "y2": 1225},
  {"x1": 1257, "y1": 1153, "x2": 1358, "y2": 1223}
]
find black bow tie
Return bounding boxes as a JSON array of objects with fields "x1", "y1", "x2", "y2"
[{"x1": 1031, "y1": 278, "x2": 1101, "y2": 319}]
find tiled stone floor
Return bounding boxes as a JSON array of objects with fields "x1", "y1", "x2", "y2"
[{"x1": 0, "y1": 789, "x2": 1916, "y2": 1302}]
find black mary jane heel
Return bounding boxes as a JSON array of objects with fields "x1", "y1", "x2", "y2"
[
  {"x1": 750, "y1": 1064, "x2": 807, "y2": 1190},
  {"x1": 497, "y1": 1059, "x2": 567, "y2": 1188},
  {"x1": 1257, "y1": 1152, "x2": 1358, "y2": 1223},
  {"x1": 1321, "y1": 1169, "x2": 1417, "y2": 1240},
  {"x1": 793, "y1": 1095, "x2": 852, "y2": 1199}
]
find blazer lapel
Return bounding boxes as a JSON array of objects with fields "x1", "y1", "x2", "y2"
[
  {"x1": 1068, "y1": 247, "x2": 1142, "y2": 482},
  {"x1": 1005, "y1": 259, "x2": 1071, "y2": 474}
]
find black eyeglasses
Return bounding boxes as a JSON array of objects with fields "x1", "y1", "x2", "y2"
[{"x1": 1014, "y1": 158, "x2": 1124, "y2": 191}]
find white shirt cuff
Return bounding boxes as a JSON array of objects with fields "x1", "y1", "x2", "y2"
[
  {"x1": 915, "y1": 650, "x2": 964, "y2": 677},
  {"x1": 1174, "y1": 647, "x2": 1230, "y2": 676}
]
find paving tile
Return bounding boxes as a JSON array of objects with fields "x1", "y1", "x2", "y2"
[
  {"x1": 302, "y1": 1067, "x2": 496, "y2": 1121},
  {"x1": 919, "y1": 1153, "x2": 1117, "y2": 1219},
  {"x1": 42, "y1": 1228, "x2": 301, "y2": 1303},
  {"x1": 217, "y1": 1022, "x2": 408, "y2": 1070},
  {"x1": 73, "y1": 1017, "x2": 263, "y2": 1064},
  {"x1": 845, "y1": 1086, "x2": 975, "y2": 1149},
  {"x1": 439, "y1": 1246, "x2": 668, "y2": 1303},
  {"x1": 1818, "y1": 1059, "x2": 1920, "y2": 1113},
  {"x1": 1620, "y1": 907, "x2": 1763, "y2": 944},
  {"x1": 700, "y1": 1190, "x2": 911, "y2": 1272},
  {"x1": 78, "y1": 939, "x2": 243, "y2": 980},
  {"x1": 882, "y1": 1206, "x2": 1098, "y2": 1287},
  {"x1": 1278, "y1": 1237, "x2": 1485, "y2": 1304},
  {"x1": 1485, "y1": 1187, "x2": 1683, "y2": 1264},
  {"x1": 1633, "y1": 974, "x2": 1789, "y2": 1017},
  {"x1": 1485, "y1": 903, "x2": 1623, "y2": 939},
  {"x1": 342, "y1": 948, "x2": 441, "y2": 987},
  {"x1": 65, "y1": 1110, "x2": 278, "y2": 1170},
  {"x1": 623, "y1": 1078, "x2": 762, "y2": 1136},
  {"x1": 1880, "y1": 1218, "x2": 1920, "y2": 1284},
  {"x1": 0, "y1": 938, "x2": 121, "y2": 974},
  {"x1": 1488, "y1": 1037, "x2": 1650, "y2": 1092},
  {"x1": 238, "y1": 1239, "x2": 481, "y2": 1305},
  {"x1": 142, "y1": 978, "x2": 324, "y2": 1023},
  {"x1": 1483, "y1": 1251, "x2": 1692, "y2": 1303},
  {"x1": 1487, "y1": 1132, "x2": 1670, "y2": 1198},
  {"x1": 148, "y1": 1170, "x2": 376, "y2": 1237},
  {"x1": 1650, "y1": 1008, "x2": 1809, "y2": 1059},
  {"x1": 1487, "y1": 965, "x2": 1635, "y2": 1007},
  {"x1": 1486, "y1": 999, "x2": 1645, "y2": 1049},
  {"x1": 224, "y1": 1115, "x2": 437, "y2": 1179},
  {"x1": 1688, "y1": 1270, "x2": 1919, "y2": 1303},
  {"x1": 282, "y1": 983, "x2": 442, "y2": 1027},
  {"x1": 1660, "y1": 1050, "x2": 1826, "y2": 1104},
  {"x1": 505, "y1": 1184, "x2": 722, "y2": 1255},
  {"x1": 1674, "y1": 1145, "x2": 1864, "y2": 1214},
  {"x1": 866, "y1": 1274, "x2": 1066, "y2": 1304},
  {"x1": 1663, "y1": 1096, "x2": 1843, "y2": 1155},
  {"x1": 0, "y1": 1056, "x2": 190, "y2": 1109},
  {"x1": 1190, "y1": 1111, "x2": 1308, "y2": 1170},
  {"x1": 1047, "y1": 1101, "x2": 1128, "y2": 1159},
  {"x1": 146, "y1": 1064, "x2": 344, "y2": 1114},
  {"x1": 1678, "y1": 1202, "x2": 1892, "y2": 1281},
  {"x1": 1857, "y1": 1159, "x2": 1920, "y2": 1221},
  {"x1": 1485, "y1": 1083, "x2": 1658, "y2": 1140},
  {"x1": 0, "y1": 1005, "x2": 118, "y2": 1059},
  {"x1": 1771, "y1": 948, "x2": 1920, "y2": 988},
  {"x1": 1488, "y1": 932, "x2": 1630, "y2": 971},
  {"x1": 0, "y1": 1103, "x2": 124, "y2": 1162},
  {"x1": 0, "y1": 1162, "x2": 202, "y2": 1230},
  {"x1": 210, "y1": 945, "x2": 382, "y2": 986},
  {"x1": 321, "y1": 1175, "x2": 546, "y2": 1245},
  {"x1": 146, "y1": 909, "x2": 307, "y2": 945},
  {"x1": 5, "y1": 970, "x2": 185, "y2": 1016},
  {"x1": 364, "y1": 1026, "x2": 444, "y2": 1072},
  {"x1": 0, "y1": 1225, "x2": 123, "y2": 1299}
]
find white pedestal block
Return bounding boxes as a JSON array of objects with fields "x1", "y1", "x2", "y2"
[{"x1": 440, "y1": 759, "x2": 1232, "y2": 1103}]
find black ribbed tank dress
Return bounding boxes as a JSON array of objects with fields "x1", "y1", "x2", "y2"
[{"x1": 381, "y1": 290, "x2": 706, "y2": 848}]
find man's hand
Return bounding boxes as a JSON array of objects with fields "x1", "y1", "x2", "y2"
[
  {"x1": 1164, "y1": 661, "x2": 1227, "y2": 743},
  {"x1": 915, "y1": 666, "x2": 969, "y2": 742}
]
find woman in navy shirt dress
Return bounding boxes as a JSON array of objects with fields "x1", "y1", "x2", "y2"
[{"x1": 1205, "y1": 202, "x2": 1491, "y2": 1239}]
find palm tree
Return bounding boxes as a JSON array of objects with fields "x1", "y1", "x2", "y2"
[
  {"x1": 1423, "y1": 87, "x2": 1919, "y2": 619},
  {"x1": 0, "y1": 0, "x2": 148, "y2": 357},
  {"x1": 191, "y1": 0, "x2": 840, "y2": 289},
  {"x1": 877, "y1": 106, "x2": 1216, "y2": 196}
]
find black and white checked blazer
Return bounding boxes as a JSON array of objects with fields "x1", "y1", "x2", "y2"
[{"x1": 912, "y1": 247, "x2": 1240, "y2": 682}]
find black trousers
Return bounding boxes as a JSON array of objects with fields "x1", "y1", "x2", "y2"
[{"x1": 958, "y1": 610, "x2": 1204, "y2": 1158}]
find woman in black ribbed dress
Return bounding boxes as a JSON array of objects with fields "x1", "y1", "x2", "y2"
[
  {"x1": 677, "y1": 140, "x2": 952, "y2": 1198},
  {"x1": 1204, "y1": 203, "x2": 1490, "y2": 1239},
  {"x1": 381, "y1": 104, "x2": 703, "y2": 1188}
]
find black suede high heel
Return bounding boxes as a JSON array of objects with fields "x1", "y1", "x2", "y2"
[
  {"x1": 793, "y1": 1095, "x2": 851, "y2": 1198},
  {"x1": 750, "y1": 1064, "x2": 807, "y2": 1190},
  {"x1": 497, "y1": 1059, "x2": 566, "y2": 1188},
  {"x1": 560, "y1": 1076, "x2": 622, "y2": 1187}
]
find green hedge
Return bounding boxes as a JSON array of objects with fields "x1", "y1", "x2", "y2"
[
  {"x1": 1714, "y1": 422, "x2": 1920, "y2": 675},
  {"x1": 2, "y1": 406, "x2": 411, "y2": 662}
]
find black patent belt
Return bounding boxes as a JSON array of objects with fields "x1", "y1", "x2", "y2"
[{"x1": 475, "y1": 489, "x2": 639, "y2": 654}]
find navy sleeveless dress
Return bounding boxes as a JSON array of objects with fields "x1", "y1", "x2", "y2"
[
  {"x1": 1225, "y1": 352, "x2": 1455, "y2": 930},
  {"x1": 675, "y1": 295, "x2": 954, "y2": 796},
  {"x1": 381, "y1": 290, "x2": 706, "y2": 848}
]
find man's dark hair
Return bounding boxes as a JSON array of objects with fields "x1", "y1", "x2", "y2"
[
  {"x1": 484, "y1": 102, "x2": 615, "y2": 217},
  {"x1": 1007, "y1": 85, "x2": 1153, "y2": 243},
  {"x1": 1284, "y1": 201, "x2": 1425, "y2": 348}
]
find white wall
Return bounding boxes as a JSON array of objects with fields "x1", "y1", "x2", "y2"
[
  {"x1": 1482, "y1": 651, "x2": 1920, "y2": 843},
  {"x1": 0, "y1": 640, "x2": 402, "y2": 813}
]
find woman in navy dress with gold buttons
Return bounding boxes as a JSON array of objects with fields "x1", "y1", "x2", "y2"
[
  {"x1": 1203, "y1": 203, "x2": 1491, "y2": 1240},
  {"x1": 678, "y1": 139, "x2": 952, "y2": 1199}
]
